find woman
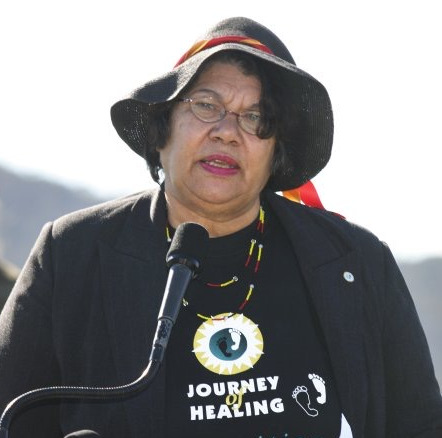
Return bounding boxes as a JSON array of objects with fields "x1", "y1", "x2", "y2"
[{"x1": 0, "y1": 16, "x2": 441, "y2": 438}]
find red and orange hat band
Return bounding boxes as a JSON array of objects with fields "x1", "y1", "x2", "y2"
[
  {"x1": 175, "y1": 36, "x2": 273, "y2": 67},
  {"x1": 283, "y1": 181, "x2": 345, "y2": 219}
]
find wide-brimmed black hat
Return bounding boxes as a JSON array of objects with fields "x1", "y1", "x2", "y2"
[{"x1": 110, "y1": 16, "x2": 333, "y2": 191}]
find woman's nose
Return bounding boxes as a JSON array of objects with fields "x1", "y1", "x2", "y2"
[{"x1": 209, "y1": 112, "x2": 242, "y2": 144}]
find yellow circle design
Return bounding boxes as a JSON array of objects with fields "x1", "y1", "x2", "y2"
[{"x1": 193, "y1": 313, "x2": 264, "y2": 375}]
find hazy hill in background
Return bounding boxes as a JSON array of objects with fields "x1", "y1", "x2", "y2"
[
  {"x1": 0, "y1": 165, "x2": 102, "y2": 268},
  {"x1": 0, "y1": 163, "x2": 441, "y2": 386}
]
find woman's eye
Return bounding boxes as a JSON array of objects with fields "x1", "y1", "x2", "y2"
[
  {"x1": 196, "y1": 101, "x2": 216, "y2": 111},
  {"x1": 243, "y1": 112, "x2": 261, "y2": 122},
  {"x1": 192, "y1": 100, "x2": 222, "y2": 119}
]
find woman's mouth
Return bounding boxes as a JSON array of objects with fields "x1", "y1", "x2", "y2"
[{"x1": 199, "y1": 155, "x2": 240, "y2": 175}]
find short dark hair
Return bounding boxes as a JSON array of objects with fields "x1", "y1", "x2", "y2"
[{"x1": 141, "y1": 50, "x2": 299, "y2": 186}]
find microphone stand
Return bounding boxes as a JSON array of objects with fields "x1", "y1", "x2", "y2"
[
  {"x1": 0, "y1": 352, "x2": 162, "y2": 438},
  {"x1": 0, "y1": 288, "x2": 179, "y2": 438},
  {"x1": 0, "y1": 222, "x2": 209, "y2": 438}
]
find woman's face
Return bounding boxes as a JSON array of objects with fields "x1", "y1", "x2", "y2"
[{"x1": 159, "y1": 61, "x2": 276, "y2": 218}]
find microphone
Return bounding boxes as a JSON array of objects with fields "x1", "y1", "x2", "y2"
[
  {"x1": 0, "y1": 222, "x2": 209, "y2": 438},
  {"x1": 64, "y1": 431, "x2": 101, "y2": 437},
  {"x1": 149, "y1": 222, "x2": 209, "y2": 363}
]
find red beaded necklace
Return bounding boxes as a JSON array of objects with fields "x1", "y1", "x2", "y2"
[{"x1": 165, "y1": 206, "x2": 266, "y2": 321}]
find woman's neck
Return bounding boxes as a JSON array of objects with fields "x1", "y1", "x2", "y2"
[{"x1": 164, "y1": 192, "x2": 261, "y2": 237}]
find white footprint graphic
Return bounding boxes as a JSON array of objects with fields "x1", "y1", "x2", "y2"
[
  {"x1": 309, "y1": 373, "x2": 326, "y2": 404},
  {"x1": 292, "y1": 386, "x2": 318, "y2": 417},
  {"x1": 229, "y1": 328, "x2": 241, "y2": 351}
]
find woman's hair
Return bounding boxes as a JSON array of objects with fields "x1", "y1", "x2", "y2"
[{"x1": 142, "y1": 50, "x2": 299, "y2": 185}]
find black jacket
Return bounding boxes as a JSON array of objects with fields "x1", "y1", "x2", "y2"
[{"x1": 1, "y1": 187, "x2": 441, "y2": 437}]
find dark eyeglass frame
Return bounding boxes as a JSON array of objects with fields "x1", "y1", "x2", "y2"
[{"x1": 177, "y1": 97, "x2": 261, "y2": 135}]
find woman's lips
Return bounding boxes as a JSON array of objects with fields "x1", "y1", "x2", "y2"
[{"x1": 199, "y1": 155, "x2": 240, "y2": 176}]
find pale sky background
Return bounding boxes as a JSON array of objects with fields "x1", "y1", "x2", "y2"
[{"x1": 1, "y1": 0, "x2": 441, "y2": 261}]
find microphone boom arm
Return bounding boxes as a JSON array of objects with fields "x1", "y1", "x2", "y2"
[
  {"x1": 0, "y1": 222, "x2": 209, "y2": 438},
  {"x1": 0, "y1": 359, "x2": 161, "y2": 438}
]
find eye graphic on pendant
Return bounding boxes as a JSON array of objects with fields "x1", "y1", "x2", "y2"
[
  {"x1": 193, "y1": 313, "x2": 264, "y2": 375},
  {"x1": 209, "y1": 328, "x2": 248, "y2": 360}
]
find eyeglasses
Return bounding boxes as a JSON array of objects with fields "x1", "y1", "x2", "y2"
[{"x1": 178, "y1": 96, "x2": 261, "y2": 135}]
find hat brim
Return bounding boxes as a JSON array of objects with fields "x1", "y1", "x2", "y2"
[{"x1": 110, "y1": 43, "x2": 333, "y2": 191}]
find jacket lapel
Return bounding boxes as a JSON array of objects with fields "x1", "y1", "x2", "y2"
[
  {"x1": 99, "y1": 188, "x2": 169, "y2": 436},
  {"x1": 267, "y1": 192, "x2": 368, "y2": 437}
]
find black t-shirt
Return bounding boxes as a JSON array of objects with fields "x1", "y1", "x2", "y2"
[{"x1": 165, "y1": 207, "x2": 342, "y2": 438}]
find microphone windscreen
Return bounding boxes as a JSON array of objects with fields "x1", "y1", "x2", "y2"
[{"x1": 166, "y1": 222, "x2": 209, "y2": 271}]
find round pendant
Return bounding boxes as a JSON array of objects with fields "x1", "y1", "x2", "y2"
[{"x1": 192, "y1": 313, "x2": 264, "y2": 375}]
